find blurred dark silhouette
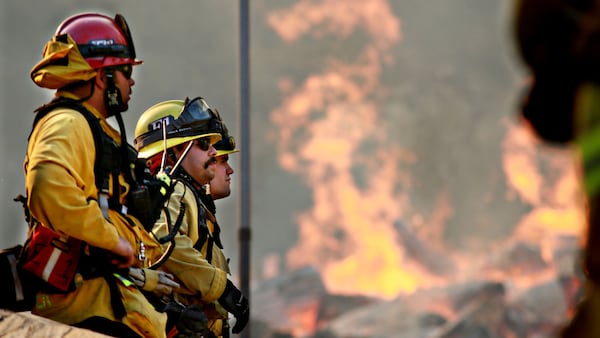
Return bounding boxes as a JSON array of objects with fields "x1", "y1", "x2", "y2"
[{"x1": 513, "y1": 0, "x2": 600, "y2": 336}]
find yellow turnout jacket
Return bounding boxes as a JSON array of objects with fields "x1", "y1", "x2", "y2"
[
  {"x1": 152, "y1": 179, "x2": 230, "y2": 337},
  {"x1": 24, "y1": 92, "x2": 167, "y2": 338}
]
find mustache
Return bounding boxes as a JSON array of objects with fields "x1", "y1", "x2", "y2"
[{"x1": 203, "y1": 156, "x2": 217, "y2": 169}]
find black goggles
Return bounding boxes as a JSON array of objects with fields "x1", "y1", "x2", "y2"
[
  {"x1": 213, "y1": 124, "x2": 236, "y2": 151},
  {"x1": 172, "y1": 97, "x2": 222, "y2": 132},
  {"x1": 134, "y1": 96, "x2": 223, "y2": 149}
]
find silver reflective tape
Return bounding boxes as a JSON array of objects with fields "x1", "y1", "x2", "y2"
[
  {"x1": 7, "y1": 254, "x2": 24, "y2": 301},
  {"x1": 41, "y1": 247, "x2": 62, "y2": 282},
  {"x1": 100, "y1": 193, "x2": 110, "y2": 219}
]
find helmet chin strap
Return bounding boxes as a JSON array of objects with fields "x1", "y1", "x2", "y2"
[
  {"x1": 104, "y1": 70, "x2": 123, "y2": 118},
  {"x1": 177, "y1": 166, "x2": 205, "y2": 190},
  {"x1": 103, "y1": 69, "x2": 136, "y2": 186}
]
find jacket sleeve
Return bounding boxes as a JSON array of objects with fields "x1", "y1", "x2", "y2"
[
  {"x1": 152, "y1": 181, "x2": 227, "y2": 303},
  {"x1": 25, "y1": 109, "x2": 119, "y2": 251}
]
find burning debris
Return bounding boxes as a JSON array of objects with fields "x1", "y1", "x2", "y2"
[
  {"x1": 394, "y1": 220, "x2": 456, "y2": 277},
  {"x1": 252, "y1": 245, "x2": 582, "y2": 338}
]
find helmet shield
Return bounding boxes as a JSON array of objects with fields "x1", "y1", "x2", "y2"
[
  {"x1": 171, "y1": 97, "x2": 218, "y2": 131},
  {"x1": 114, "y1": 14, "x2": 138, "y2": 61}
]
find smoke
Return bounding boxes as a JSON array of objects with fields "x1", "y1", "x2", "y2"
[
  {"x1": 2, "y1": 0, "x2": 569, "y2": 301},
  {"x1": 254, "y1": 0, "x2": 555, "y2": 298}
]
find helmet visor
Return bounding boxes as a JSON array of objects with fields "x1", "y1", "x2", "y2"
[
  {"x1": 172, "y1": 97, "x2": 217, "y2": 130},
  {"x1": 114, "y1": 14, "x2": 137, "y2": 60}
]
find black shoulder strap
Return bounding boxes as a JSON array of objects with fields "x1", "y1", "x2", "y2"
[
  {"x1": 31, "y1": 98, "x2": 119, "y2": 207},
  {"x1": 32, "y1": 98, "x2": 105, "y2": 191},
  {"x1": 176, "y1": 178, "x2": 214, "y2": 263},
  {"x1": 199, "y1": 187, "x2": 224, "y2": 250}
]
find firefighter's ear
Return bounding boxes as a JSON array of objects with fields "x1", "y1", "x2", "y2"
[{"x1": 94, "y1": 68, "x2": 107, "y2": 89}]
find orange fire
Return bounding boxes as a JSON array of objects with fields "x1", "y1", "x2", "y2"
[
  {"x1": 286, "y1": 298, "x2": 321, "y2": 337},
  {"x1": 268, "y1": 0, "x2": 426, "y2": 299},
  {"x1": 267, "y1": 0, "x2": 585, "y2": 303},
  {"x1": 500, "y1": 119, "x2": 586, "y2": 288}
]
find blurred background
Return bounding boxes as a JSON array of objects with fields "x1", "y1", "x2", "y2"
[{"x1": 0, "y1": 1, "x2": 587, "y2": 337}]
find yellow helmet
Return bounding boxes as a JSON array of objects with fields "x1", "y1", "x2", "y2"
[{"x1": 134, "y1": 97, "x2": 222, "y2": 159}]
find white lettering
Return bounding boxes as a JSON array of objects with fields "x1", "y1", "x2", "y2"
[
  {"x1": 151, "y1": 117, "x2": 171, "y2": 131},
  {"x1": 89, "y1": 39, "x2": 116, "y2": 46}
]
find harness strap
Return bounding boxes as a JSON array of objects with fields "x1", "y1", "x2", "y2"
[
  {"x1": 32, "y1": 98, "x2": 123, "y2": 217},
  {"x1": 148, "y1": 201, "x2": 186, "y2": 270},
  {"x1": 198, "y1": 202, "x2": 214, "y2": 264},
  {"x1": 107, "y1": 274, "x2": 127, "y2": 320},
  {"x1": 174, "y1": 176, "x2": 214, "y2": 263}
]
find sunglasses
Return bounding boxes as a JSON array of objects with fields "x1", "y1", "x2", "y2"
[
  {"x1": 196, "y1": 137, "x2": 212, "y2": 151},
  {"x1": 108, "y1": 64, "x2": 133, "y2": 79}
]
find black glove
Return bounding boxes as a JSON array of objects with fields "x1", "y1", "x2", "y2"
[
  {"x1": 175, "y1": 304, "x2": 209, "y2": 338},
  {"x1": 218, "y1": 280, "x2": 249, "y2": 334}
]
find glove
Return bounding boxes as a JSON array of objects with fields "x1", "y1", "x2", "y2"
[
  {"x1": 128, "y1": 267, "x2": 180, "y2": 296},
  {"x1": 218, "y1": 280, "x2": 249, "y2": 334},
  {"x1": 175, "y1": 304, "x2": 209, "y2": 338}
]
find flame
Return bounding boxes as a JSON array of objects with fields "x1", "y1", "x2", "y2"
[
  {"x1": 277, "y1": 79, "x2": 425, "y2": 297},
  {"x1": 267, "y1": 0, "x2": 447, "y2": 299},
  {"x1": 501, "y1": 122, "x2": 544, "y2": 205},
  {"x1": 267, "y1": 0, "x2": 401, "y2": 53},
  {"x1": 502, "y1": 120, "x2": 585, "y2": 240},
  {"x1": 267, "y1": 0, "x2": 584, "y2": 308},
  {"x1": 286, "y1": 299, "x2": 321, "y2": 337}
]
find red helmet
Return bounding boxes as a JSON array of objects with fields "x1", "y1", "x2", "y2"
[{"x1": 55, "y1": 13, "x2": 143, "y2": 69}]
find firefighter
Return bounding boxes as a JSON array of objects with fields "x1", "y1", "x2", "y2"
[
  {"x1": 514, "y1": 0, "x2": 600, "y2": 336},
  {"x1": 134, "y1": 98, "x2": 250, "y2": 337},
  {"x1": 197, "y1": 112, "x2": 241, "y2": 335},
  {"x1": 24, "y1": 12, "x2": 172, "y2": 337},
  {"x1": 206, "y1": 120, "x2": 239, "y2": 200},
  {"x1": 199, "y1": 116, "x2": 239, "y2": 256}
]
